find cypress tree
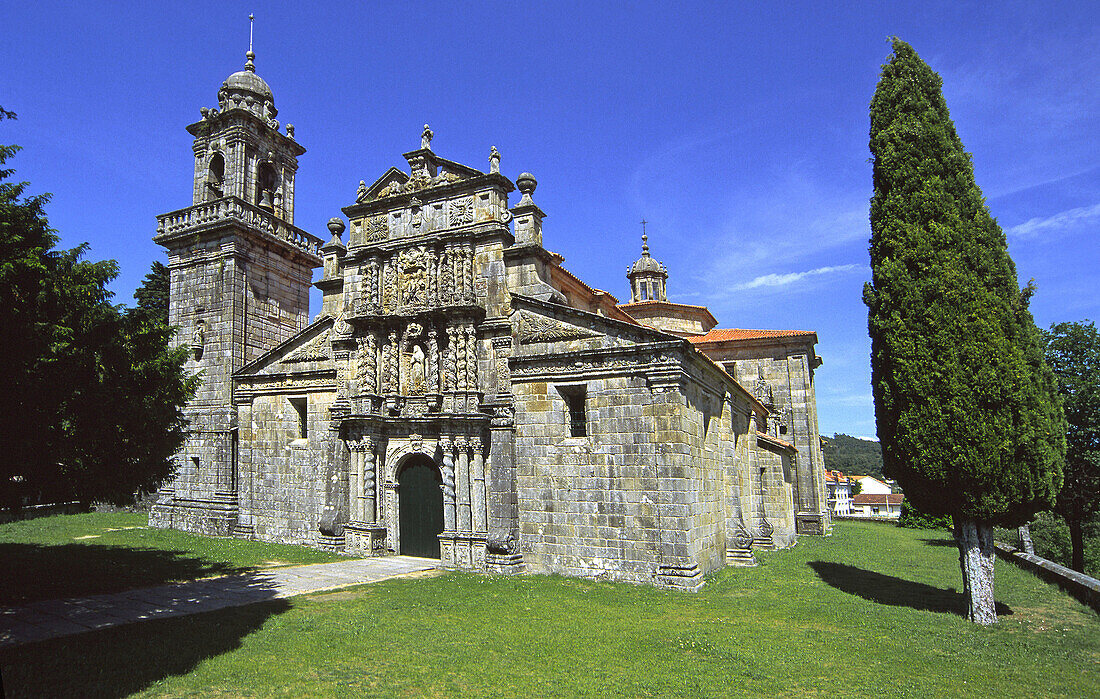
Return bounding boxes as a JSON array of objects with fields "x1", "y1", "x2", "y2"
[{"x1": 864, "y1": 39, "x2": 1065, "y2": 624}]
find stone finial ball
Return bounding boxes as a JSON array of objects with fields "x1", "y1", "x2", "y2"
[
  {"x1": 516, "y1": 172, "x2": 537, "y2": 195},
  {"x1": 327, "y1": 217, "x2": 346, "y2": 236}
]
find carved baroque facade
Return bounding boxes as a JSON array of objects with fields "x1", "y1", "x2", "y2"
[{"x1": 150, "y1": 53, "x2": 829, "y2": 590}]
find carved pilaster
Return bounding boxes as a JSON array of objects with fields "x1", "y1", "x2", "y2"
[
  {"x1": 492, "y1": 336, "x2": 512, "y2": 395},
  {"x1": 456, "y1": 436, "x2": 471, "y2": 532},
  {"x1": 348, "y1": 438, "x2": 364, "y2": 522},
  {"x1": 440, "y1": 437, "x2": 456, "y2": 531}
]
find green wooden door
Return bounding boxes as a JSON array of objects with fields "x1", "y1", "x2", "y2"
[{"x1": 398, "y1": 457, "x2": 443, "y2": 558}]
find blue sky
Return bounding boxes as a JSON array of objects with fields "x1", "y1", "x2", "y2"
[{"x1": 4, "y1": 2, "x2": 1097, "y2": 439}]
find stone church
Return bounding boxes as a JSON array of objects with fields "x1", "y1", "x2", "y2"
[{"x1": 149, "y1": 51, "x2": 828, "y2": 590}]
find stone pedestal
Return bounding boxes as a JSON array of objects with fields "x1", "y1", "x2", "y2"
[
  {"x1": 344, "y1": 522, "x2": 388, "y2": 555},
  {"x1": 796, "y1": 512, "x2": 827, "y2": 536},
  {"x1": 653, "y1": 563, "x2": 704, "y2": 591},
  {"x1": 440, "y1": 532, "x2": 487, "y2": 570}
]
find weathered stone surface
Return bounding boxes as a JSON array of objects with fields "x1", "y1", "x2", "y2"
[{"x1": 150, "y1": 54, "x2": 828, "y2": 590}]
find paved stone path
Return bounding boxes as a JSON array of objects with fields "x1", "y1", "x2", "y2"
[{"x1": 0, "y1": 556, "x2": 438, "y2": 648}]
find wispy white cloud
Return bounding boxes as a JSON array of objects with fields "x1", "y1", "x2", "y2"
[
  {"x1": 1007, "y1": 203, "x2": 1100, "y2": 239},
  {"x1": 733, "y1": 264, "x2": 863, "y2": 291}
]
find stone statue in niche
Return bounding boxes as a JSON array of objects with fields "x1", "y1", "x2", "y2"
[
  {"x1": 191, "y1": 319, "x2": 206, "y2": 359},
  {"x1": 407, "y1": 344, "x2": 427, "y2": 395}
]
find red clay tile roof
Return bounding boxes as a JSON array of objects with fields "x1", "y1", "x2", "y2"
[
  {"x1": 852, "y1": 494, "x2": 905, "y2": 506},
  {"x1": 687, "y1": 328, "x2": 817, "y2": 344}
]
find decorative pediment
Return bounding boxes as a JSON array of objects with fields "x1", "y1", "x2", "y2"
[
  {"x1": 358, "y1": 167, "x2": 410, "y2": 202},
  {"x1": 281, "y1": 327, "x2": 333, "y2": 364},
  {"x1": 515, "y1": 311, "x2": 599, "y2": 344}
]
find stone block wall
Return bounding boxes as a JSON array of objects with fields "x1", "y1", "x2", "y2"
[
  {"x1": 721, "y1": 349, "x2": 827, "y2": 528},
  {"x1": 236, "y1": 390, "x2": 337, "y2": 544},
  {"x1": 513, "y1": 377, "x2": 670, "y2": 584}
]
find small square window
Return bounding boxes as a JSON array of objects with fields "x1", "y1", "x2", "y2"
[
  {"x1": 289, "y1": 397, "x2": 308, "y2": 440},
  {"x1": 557, "y1": 385, "x2": 587, "y2": 438}
]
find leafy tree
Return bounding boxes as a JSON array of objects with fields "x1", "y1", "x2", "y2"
[
  {"x1": 864, "y1": 40, "x2": 1065, "y2": 624},
  {"x1": 132, "y1": 261, "x2": 170, "y2": 326},
  {"x1": 1043, "y1": 320, "x2": 1100, "y2": 572},
  {"x1": 0, "y1": 110, "x2": 196, "y2": 509},
  {"x1": 898, "y1": 499, "x2": 951, "y2": 530}
]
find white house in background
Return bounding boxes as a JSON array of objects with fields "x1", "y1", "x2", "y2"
[
  {"x1": 852, "y1": 475, "x2": 893, "y2": 495},
  {"x1": 824, "y1": 470, "x2": 853, "y2": 516},
  {"x1": 850, "y1": 493, "x2": 904, "y2": 519}
]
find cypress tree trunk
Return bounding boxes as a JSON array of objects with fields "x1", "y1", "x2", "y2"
[
  {"x1": 1069, "y1": 517, "x2": 1085, "y2": 573},
  {"x1": 953, "y1": 515, "x2": 996, "y2": 625}
]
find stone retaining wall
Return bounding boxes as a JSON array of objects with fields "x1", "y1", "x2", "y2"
[{"x1": 994, "y1": 542, "x2": 1100, "y2": 613}]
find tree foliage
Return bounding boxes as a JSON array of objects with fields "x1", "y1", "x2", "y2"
[
  {"x1": 0, "y1": 111, "x2": 196, "y2": 508},
  {"x1": 864, "y1": 39, "x2": 1064, "y2": 528},
  {"x1": 1043, "y1": 320, "x2": 1100, "y2": 571},
  {"x1": 132, "y1": 261, "x2": 170, "y2": 327}
]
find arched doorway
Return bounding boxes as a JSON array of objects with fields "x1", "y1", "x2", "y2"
[{"x1": 397, "y1": 455, "x2": 443, "y2": 558}]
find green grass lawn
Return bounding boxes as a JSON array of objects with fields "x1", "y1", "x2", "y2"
[
  {"x1": 2, "y1": 519, "x2": 1098, "y2": 697},
  {"x1": 0, "y1": 512, "x2": 349, "y2": 605}
]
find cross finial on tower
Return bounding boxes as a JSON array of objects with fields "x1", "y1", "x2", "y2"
[
  {"x1": 245, "y1": 14, "x2": 256, "y2": 72},
  {"x1": 640, "y1": 219, "x2": 650, "y2": 256}
]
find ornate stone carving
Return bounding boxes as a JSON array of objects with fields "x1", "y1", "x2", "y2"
[
  {"x1": 398, "y1": 247, "x2": 427, "y2": 307},
  {"x1": 465, "y1": 325, "x2": 478, "y2": 392},
  {"x1": 515, "y1": 312, "x2": 598, "y2": 344},
  {"x1": 364, "y1": 216, "x2": 387, "y2": 243},
  {"x1": 356, "y1": 334, "x2": 377, "y2": 393},
  {"x1": 282, "y1": 328, "x2": 332, "y2": 363},
  {"x1": 427, "y1": 329, "x2": 439, "y2": 393},
  {"x1": 490, "y1": 404, "x2": 515, "y2": 427},
  {"x1": 449, "y1": 197, "x2": 475, "y2": 226},
  {"x1": 333, "y1": 313, "x2": 352, "y2": 338}
]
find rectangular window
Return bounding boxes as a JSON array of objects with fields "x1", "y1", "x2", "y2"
[
  {"x1": 289, "y1": 397, "x2": 308, "y2": 440},
  {"x1": 557, "y1": 385, "x2": 588, "y2": 438}
]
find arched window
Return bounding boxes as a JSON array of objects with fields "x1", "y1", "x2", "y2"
[
  {"x1": 256, "y1": 161, "x2": 278, "y2": 209},
  {"x1": 206, "y1": 153, "x2": 225, "y2": 201}
]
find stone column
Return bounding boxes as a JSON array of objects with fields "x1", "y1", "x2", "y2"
[
  {"x1": 441, "y1": 437, "x2": 456, "y2": 532},
  {"x1": 465, "y1": 325, "x2": 477, "y2": 394},
  {"x1": 455, "y1": 326, "x2": 467, "y2": 392},
  {"x1": 427, "y1": 329, "x2": 439, "y2": 393},
  {"x1": 426, "y1": 247, "x2": 436, "y2": 304},
  {"x1": 363, "y1": 437, "x2": 376, "y2": 523},
  {"x1": 472, "y1": 439, "x2": 486, "y2": 533},
  {"x1": 387, "y1": 331, "x2": 398, "y2": 394},
  {"x1": 462, "y1": 245, "x2": 473, "y2": 299},
  {"x1": 456, "y1": 437, "x2": 471, "y2": 532}
]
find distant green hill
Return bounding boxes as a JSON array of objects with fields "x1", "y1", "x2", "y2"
[{"x1": 821, "y1": 433, "x2": 884, "y2": 480}]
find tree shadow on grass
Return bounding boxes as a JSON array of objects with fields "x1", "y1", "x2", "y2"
[
  {"x1": 1, "y1": 598, "x2": 292, "y2": 698},
  {"x1": 921, "y1": 538, "x2": 957, "y2": 547},
  {"x1": 808, "y1": 561, "x2": 1012, "y2": 617},
  {"x1": 0, "y1": 543, "x2": 254, "y2": 606}
]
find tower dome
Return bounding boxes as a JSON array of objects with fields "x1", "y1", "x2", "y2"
[
  {"x1": 217, "y1": 50, "x2": 278, "y2": 123},
  {"x1": 626, "y1": 224, "x2": 668, "y2": 302}
]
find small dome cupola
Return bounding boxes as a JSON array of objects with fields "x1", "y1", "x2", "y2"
[
  {"x1": 627, "y1": 220, "x2": 668, "y2": 302},
  {"x1": 217, "y1": 49, "x2": 278, "y2": 123}
]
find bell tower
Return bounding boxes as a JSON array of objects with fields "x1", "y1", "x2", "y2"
[{"x1": 150, "y1": 47, "x2": 323, "y2": 536}]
